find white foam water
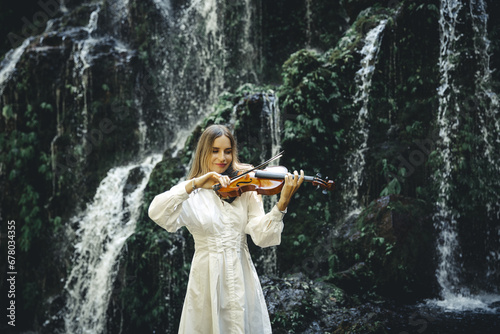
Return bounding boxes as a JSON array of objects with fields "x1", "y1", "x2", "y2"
[{"x1": 63, "y1": 154, "x2": 161, "y2": 334}]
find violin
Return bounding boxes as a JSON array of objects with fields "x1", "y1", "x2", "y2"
[{"x1": 213, "y1": 166, "x2": 335, "y2": 198}]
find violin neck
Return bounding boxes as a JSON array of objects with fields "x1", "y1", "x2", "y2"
[{"x1": 254, "y1": 170, "x2": 316, "y2": 183}]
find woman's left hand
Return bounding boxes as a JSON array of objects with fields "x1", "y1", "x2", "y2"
[{"x1": 277, "y1": 170, "x2": 304, "y2": 211}]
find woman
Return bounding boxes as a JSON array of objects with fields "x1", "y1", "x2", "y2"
[{"x1": 148, "y1": 124, "x2": 303, "y2": 333}]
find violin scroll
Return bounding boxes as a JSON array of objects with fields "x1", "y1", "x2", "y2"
[{"x1": 312, "y1": 173, "x2": 335, "y2": 194}]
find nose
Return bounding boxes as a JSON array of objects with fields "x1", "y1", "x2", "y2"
[{"x1": 218, "y1": 151, "x2": 226, "y2": 162}]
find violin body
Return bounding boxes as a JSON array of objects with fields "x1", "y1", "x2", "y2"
[
  {"x1": 216, "y1": 166, "x2": 288, "y2": 198},
  {"x1": 215, "y1": 166, "x2": 335, "y2": 198}
]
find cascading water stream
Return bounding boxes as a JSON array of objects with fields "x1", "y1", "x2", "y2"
[
  {"x1": 470, "y1": 0, "x2": 500, "y2": 165},
  {"x1": 63, "y1": 154, "x2": 161, "y2": 334},
  {"x1": 241, "y1": 0, "x2": 261, "y2": 83},
  {"x1": 430, "y1": 0, "x2": 500, "y2": 311},
  {"x1": 152, "y1": 0, "x2": 260, "y2": 150},
  {"x1": 469, "y1": 0, "x2": 500, "y2": 289},
  {"x1": 0, "y1": 37, "x2": 33, "y2": 96},
  {"x1": 433, "y1": 0, "x2": 467, "y2": 310},
  {"x1": 156, "y1": 0, "x2": 227, "y2": 137},
  {"x1": 73, "y1": 5, "x2": 101, "y2": 146},
  {"x1": 63, "y1": 1, "x2": 134, "y2": 160},
  {"x1": 259, "y1": 92, "x2": 282, "y2": 276},
  {"x1": 259, "y1": 92, "x2": 282, "y2": 166},
  {"x1": 343, "y1": 19, "x2": 388, "y2": 219},
  {"x1": 432, "y1": 0, "x2": 474, "y2": 311}
]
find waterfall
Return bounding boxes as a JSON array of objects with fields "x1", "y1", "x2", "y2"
[
  {"x1": 430, "y1": 0, "x2": 500, "y2": 311},
  {"x1": 432, "y1": 0, "x2": 473, "y2": 311},
  {"x1": 72, "y1": 5, "x2": 101, "y2": 148},
  {"x1": 153, "y1": 0, "x2": 260, "y2": 149},
  {"x1": 52, "y1": 1, "x2": 136, "y2": 164},
  {"x1": 259, "y1": 92, "x2": 282, "y2": 276},
  {"x1": 63, "y1": 154, "x2": 161, "y2": 334},
  {"x1": 153, "y1": 0, "x2": 259, "y2": 156},
  {"x1": 343, "y1": 19, "x2": 388, "y2": 218},
  {"x1": 0, "y1": 37, "x2": 33, "y2": 95},
  {"x1": 161, "y1": 0, "x2": 226, "y2": 115},
  {"x1": 469, "y1": 0, "x2": 500, "y2": 288},
  {"x1": 259, "y1": 92, "x2": 281, "y2": 165}
]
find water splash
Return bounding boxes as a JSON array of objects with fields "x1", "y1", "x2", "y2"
[{"x1": 63, "y1": 154, "x2": 161, "y2": 334}]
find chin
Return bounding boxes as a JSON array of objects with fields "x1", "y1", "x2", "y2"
[{"x1": 213, "y1": 165, "x2": 228, "y2": 173}]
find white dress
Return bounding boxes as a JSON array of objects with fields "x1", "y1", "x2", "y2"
[{"x1": 148, "y1": 180, "x2": 285, "y2": 334}]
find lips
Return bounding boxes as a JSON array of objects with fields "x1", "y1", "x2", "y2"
[{"x1": 215, "y1": 163, "x2": 227, "y2": 168}]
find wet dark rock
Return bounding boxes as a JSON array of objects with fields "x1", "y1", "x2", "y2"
[
  {"x1": 331, "y1": 195, "x2": 436, "y2": 302},
  {"x1": 123, "y1": 166, "x2": 145, "y2": 197},
  {"x1": 263, "y1": 273, "x2": 395, "y2": 333},
  {"x1": 40, "y1": 294, "x2": 66, "y2": 334}
]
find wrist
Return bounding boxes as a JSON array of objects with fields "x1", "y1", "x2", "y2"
[
  {"x1": 276, "y1": 200, "x2": 288, "y2": 212},
  {"x1": 186, "y1": 178, "x2": 198, "y2": 194}
]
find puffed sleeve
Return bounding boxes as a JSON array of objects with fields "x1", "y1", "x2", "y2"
[
  {"x1": 244, "y1": 191, "x2": 285, "y2": 248},
  {"x1": 148, "y1": 180, "x2": 191, "y2": 232}
]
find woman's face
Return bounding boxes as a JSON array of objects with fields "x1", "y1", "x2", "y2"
[{"x1": 209, "y1": 135, "x2": 233, "y2": 173}]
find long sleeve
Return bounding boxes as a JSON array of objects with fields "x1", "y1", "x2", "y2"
[
  {"x1": 244, "y1": 191, "x2": 285, "y2": 248},
  {"x1": 148, "y1": 180, "x2": 190, "y2": 232}
]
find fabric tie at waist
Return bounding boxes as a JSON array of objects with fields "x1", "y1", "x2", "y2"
[{"x1": 194, "y1": 234, "x2": 248, "y2": 253}]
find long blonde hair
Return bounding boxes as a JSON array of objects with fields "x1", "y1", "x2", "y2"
[{"x1": 187, "y1": 124, "x2": 248, "y2": 179}]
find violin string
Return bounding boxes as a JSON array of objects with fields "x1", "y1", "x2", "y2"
[{"x1": 228, "y1": 151, "x2": 284, "y2": 181}]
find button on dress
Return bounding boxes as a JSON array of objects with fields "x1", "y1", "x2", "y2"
[{"x1": 148, "y1": 180, "x2": 285, "y2": 334}]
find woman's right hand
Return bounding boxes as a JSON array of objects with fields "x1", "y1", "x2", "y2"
[{"x1": 186, "y1": 172, "x2": 231, "y2": 193}]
